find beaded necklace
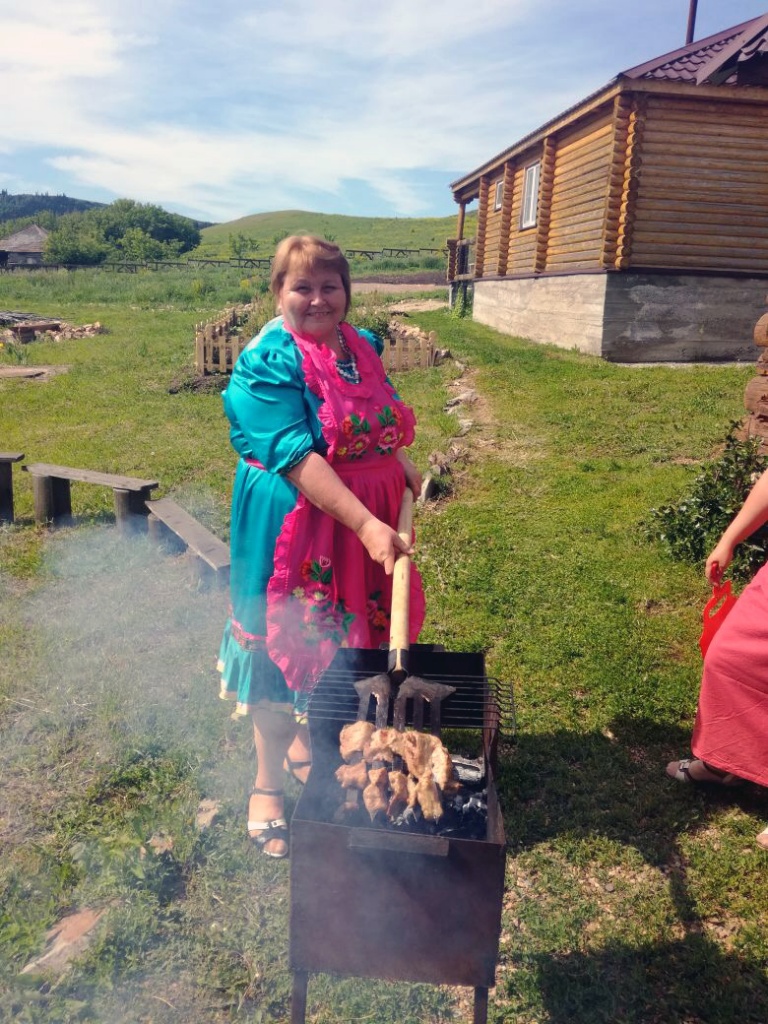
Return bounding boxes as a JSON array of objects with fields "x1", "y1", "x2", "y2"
[{"x1": 335, "y1": 326, "x2": 361, "y2": 384}]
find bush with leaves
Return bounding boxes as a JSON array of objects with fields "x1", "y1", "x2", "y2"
[{"x1": 645, "y1": 425, "x2": 768, "y2": 582}]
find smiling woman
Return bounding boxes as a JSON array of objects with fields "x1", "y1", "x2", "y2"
[{"x1": 216, "y1": 234, "x2": 425, "y2": 858}]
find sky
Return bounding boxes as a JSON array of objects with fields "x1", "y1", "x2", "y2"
[{"x1": 1, "y1": 0, "x2": 766, "y2": 225}]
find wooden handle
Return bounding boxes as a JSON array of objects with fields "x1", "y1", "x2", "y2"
[{"x1": 387, "y1": 488, "x2": 413, "y2": 681}]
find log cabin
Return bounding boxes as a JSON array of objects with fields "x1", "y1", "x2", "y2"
[
  {"x1": 448, "y1": 13, "x2": 768, "y2": 361},
  {"x1": 0, "y1": 225, "x2": 49, "y2": 268}
]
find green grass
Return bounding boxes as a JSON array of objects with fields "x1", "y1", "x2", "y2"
[{"x1": 1, "y1": 276, "x2": 767, "y2": 1023}]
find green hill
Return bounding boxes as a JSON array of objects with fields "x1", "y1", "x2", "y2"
[
  {"x1": 194, "y1": 209, "x2": 476, "y2": 260},
  {"x1": 0, "y1": 191, "x2": 106, "y2": 223}
]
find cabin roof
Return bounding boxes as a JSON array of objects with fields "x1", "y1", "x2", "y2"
[
  {"x1": 451, "y1": 12, "x2": 768, "y2": 197},
  {"x1": 0, "y1": 225, "x2": 50, "y2": 252},
  {"x1": 621, "y1": 13, "x2": 768, "y2": 85}
]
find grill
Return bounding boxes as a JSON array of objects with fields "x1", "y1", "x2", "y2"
[{"x1": 289, "y1": 643, "x2": 513, "y2": 1024}]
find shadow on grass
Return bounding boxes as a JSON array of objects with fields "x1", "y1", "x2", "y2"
[
  {"x1": 496, "y1": 717, "x2": 768, "y2": 1023},
  {"x1": 533, "y1": 933, "x2": 768, "y2": 1024}
]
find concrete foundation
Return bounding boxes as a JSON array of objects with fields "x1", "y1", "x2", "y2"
[{"x1": 472, "y1": 272, "x2": 768, "y2": 362}]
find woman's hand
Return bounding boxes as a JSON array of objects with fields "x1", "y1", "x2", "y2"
[
  {"x1": 357, "y1": 516, "x2": 413, "y2": 575},
  {"x1": 397, "y1": 450, "x2": 422, "y2": 498},
  {"x1": 706, "y1": 541, "x2": 734, "y2": 585}
]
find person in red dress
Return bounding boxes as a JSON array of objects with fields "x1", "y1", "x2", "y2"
[{"x1": 666, "y1": 467, "x2": 768, "y2": 849}]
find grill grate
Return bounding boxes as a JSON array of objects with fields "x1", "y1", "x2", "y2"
[{"x1": 307, "y1": 644, "x2": 515, "y2": 742}]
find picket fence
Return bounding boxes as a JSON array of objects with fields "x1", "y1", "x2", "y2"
[{"x1": 194, "y1": 310, "x2": 437, "y2": 375}]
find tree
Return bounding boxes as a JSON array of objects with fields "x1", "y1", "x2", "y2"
[{"x1": 44, "y1": 219, "x2": 109, "y2": 265}]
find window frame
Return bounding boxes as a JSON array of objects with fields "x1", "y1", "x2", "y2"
[
  {"x1": 493, "y1": 179, "x2": 504, "y2": 212},
  {"x1": 519, "y1": 161, "x2": 541, "y2": 229}
]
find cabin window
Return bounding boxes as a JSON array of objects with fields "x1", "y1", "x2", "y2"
[
  {"x1": 493, "y1": 180, "x2": 504, "y2": 212},
  {"x1": 520, "y1": 161, "x2": 541, "y2": 229}
]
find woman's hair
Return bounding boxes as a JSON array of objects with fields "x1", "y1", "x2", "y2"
[{"x1": 270, "y1": 235, "x2": 352, "y2": 314}]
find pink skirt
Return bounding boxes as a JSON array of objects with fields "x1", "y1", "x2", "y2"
[
  {"x1": 692, "y1": 561, "x2": 768, "y2": 787},
  {"x1": 266, "y1": 456, "x2": 425, "y2": 692}
]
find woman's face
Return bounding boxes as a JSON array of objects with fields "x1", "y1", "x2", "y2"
[{"x1": 277, "y1": 262, "x2": 347, "y2": 344}]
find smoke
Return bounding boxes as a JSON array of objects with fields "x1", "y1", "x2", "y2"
[{"x1": 0, "y1": 524, "x2": 237, "y2": 844}]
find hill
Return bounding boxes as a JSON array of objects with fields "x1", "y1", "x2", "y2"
[
  {"x1": 0, "y1": 191, "x2": 106, "y2": 223},
  {"x1": 194, "y1": 209, "x2": 477, "y2": 260}
]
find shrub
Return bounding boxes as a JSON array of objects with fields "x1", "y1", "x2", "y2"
[
  {"x1": 351, "y1": 303, "x2": 392, "y2": 341},
  {"x1": 645, "y1": 425, "x2": 768, "y2": 582}
]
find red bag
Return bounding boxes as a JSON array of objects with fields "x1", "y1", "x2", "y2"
[{"x1": 699, "y1": 580, "x2": 737, "y2": 657}]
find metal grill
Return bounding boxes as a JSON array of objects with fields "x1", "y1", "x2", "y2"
[{"x1": 289, "y1": 644, "x2": 512, "y2": 1024}]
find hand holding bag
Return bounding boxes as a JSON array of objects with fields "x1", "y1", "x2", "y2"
[{"x1": 699, "y1": 580, "x2": 737, "y2": 657}]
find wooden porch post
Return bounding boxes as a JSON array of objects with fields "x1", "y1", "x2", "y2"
[
  {"x1": 456, "y1": 201, "x2": 466, "y2": 242},
  {"x1": 475, "y1": 176, "x2": 490, "y2": 277}
]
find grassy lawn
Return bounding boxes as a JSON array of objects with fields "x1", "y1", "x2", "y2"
[{"x1": 1, "y1": 271, "x2": 767, "y2": 1022}]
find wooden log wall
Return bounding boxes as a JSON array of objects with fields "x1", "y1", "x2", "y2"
[
  {"x1": 496, "y1": 162, "x2": 515, "y2": 276},
  {"x1": 614, "y1": 98, "x2": 646, "y2": 271},
  {"x1": 630, "y1": 95, "x2": 768, "y2": 272},
  {"x1": 476, "y1": 111, "x2": 615, "y2": 277},
  {"x1": 506, "y1": 162, "x2": 539, "y2": 272},
  {"x1": 534, "y1": 138, "x2": 557, "y2": 273},
  {"x1": 545, "y1": 116, "x2": 612, "y2": 272},
  {"x1": 601, "y1": 95, "x2": 633, "y2": 268},
  {"x1": 475, "y1": 176, "x2": 490, "y2": 277}
]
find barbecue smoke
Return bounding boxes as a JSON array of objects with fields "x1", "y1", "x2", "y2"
[{"x1": 1, "y1": 524, "x2": 235, "y2": 841}]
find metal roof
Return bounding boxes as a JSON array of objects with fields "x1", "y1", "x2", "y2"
[
  {"x1": 621, "y1": 13, "x2": 768, "y2": 84},
  {"x1": 0, "y1": 225, "x2": 50, "y2": 252}
]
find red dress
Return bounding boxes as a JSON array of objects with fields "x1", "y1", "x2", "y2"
[{"x1": 692, "y1": 561, "x2": 768, "y2": 786}]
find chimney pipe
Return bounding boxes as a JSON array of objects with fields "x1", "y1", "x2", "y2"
[{"x1": 686, "y1": 0, "x2": 698, "y2": 45}]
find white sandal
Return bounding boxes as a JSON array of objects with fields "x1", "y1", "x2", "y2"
[
  {"x1": 247, "y1": 787, "x2": 289, "y2": 859},
  {"x1": 666, "y1": 758, "x2": 742, "y2": 787}
]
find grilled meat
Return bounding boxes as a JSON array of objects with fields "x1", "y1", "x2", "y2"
[
  {"x1": 387, "y1": 770, "x2": 409, "y2": 817},
  {"x1": 339, "y1": 721, "x2": 375, "y2": 760},
  {"x1": 363, "y1": 767, "x2": 389, "y2": 820},
  {"x1": 415, "y1": 774, "x2": 443, "y2": 822},
  {"x1": 363, "y1": 727, "x2": 402, "y2": 763},
  {"x1": 335, "y1": 760, "x2": 371, "y2": 789},
  {"x1": 337, "y1": 724, "x2": 456, "y2": 824}
]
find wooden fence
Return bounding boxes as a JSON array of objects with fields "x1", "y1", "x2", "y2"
[
  {"x1": 195, "y1": 308, "x2": 437, "y2": 376},
  {"x1": 194, "y1": 307, "x2": 251, "y2": 374},
  {"x1": 382, "y1": 331, "x2": 437, "y2": 372}
]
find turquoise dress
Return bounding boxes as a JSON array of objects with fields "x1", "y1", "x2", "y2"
[{"x1": 217, "y1": 315, "x2": 424, "y2": 719}]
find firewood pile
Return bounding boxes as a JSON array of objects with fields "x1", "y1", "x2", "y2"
[{"x1": 0, "y1": 321, "x2": 106, "y2": 344}]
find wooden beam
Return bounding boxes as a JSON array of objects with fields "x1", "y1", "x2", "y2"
[
  {"x1": 534, "y1": 138, "x2": 556, "y2": 273},
  {"x1": 615, "y1": 96, "x2": 646, "y2": 270},
  {"x1": 475, "y1": 176, "x2": 490, "y2": 277},
  {"x1": 496, "y1": 162, "x2": 515, "y2": 276}
]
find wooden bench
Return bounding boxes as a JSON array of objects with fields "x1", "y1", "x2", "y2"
[
  {"x1": 145, "y1": 497, "x2": 230, "y2": 588},
  {"x1": 0, "y1": 452, "x2": 24, "y2": 524},
  {"x1": 22, "y1": 463, "x2": 159, "y2": 532}
]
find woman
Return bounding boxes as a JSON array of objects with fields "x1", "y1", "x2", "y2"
[
  {"x1": 666, "y1": 466, "x2": 768, "y2": 849},
  {"x1": 217, "y1": 235, "x2": 425, "y2": 858}
]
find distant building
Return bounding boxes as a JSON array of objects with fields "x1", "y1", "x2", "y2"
[
  {"x1": 448, "y1": 13, "x2": 768, "y2": 361},
  {"x1": 0, "y1": 225, "x2": 50, "y2": 268}
]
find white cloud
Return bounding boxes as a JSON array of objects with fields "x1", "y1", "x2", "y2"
[{"x1": 1, "y1": 0, "x2": 766, "y2": 220}]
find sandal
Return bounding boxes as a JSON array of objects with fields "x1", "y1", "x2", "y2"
[
  {"x1": 284, "y1": 757, "x2": 312, "y2": 785},
  {"x1": 757, "y1": 826, "x2": 768, "y2": 851},
  {"x1": 666, "y1": 758, "x2": 742, "y2": 787},
  {"x1": 247, "y1": 787, "x2": 289, "y2": 859}
]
